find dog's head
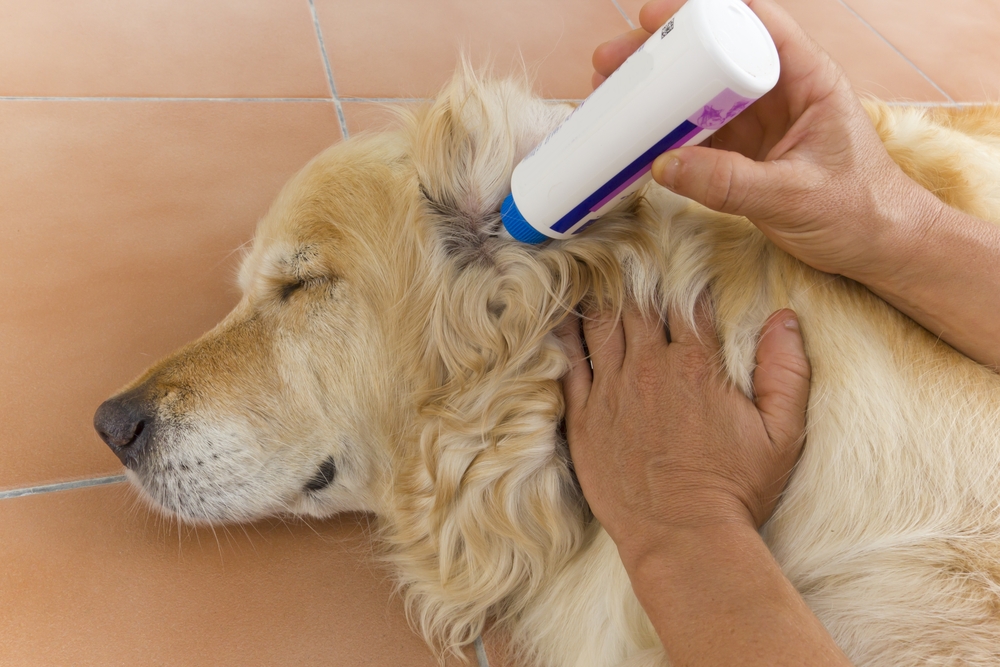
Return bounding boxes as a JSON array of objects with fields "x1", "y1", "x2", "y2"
[
  {"x1": 94, "y1": 66, "x2": 680, "y2": 651},
  {"x1": 93, "y1": 128, "x2": 430, "y2": 521}
]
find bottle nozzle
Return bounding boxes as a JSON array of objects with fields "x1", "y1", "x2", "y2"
[{"x1": 501, "y1": 194, "x2": 548, "y2": 244}]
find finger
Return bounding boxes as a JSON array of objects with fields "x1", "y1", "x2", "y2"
[
  {"x1": 592, "y1": 29, "x2": 650, "y2": 77},
  {"x1": 621, "y1": 302, "x2": 668, "y2": 359},
  {"x1": 592, "y1": 71, "x2": 606, "y2": 90},
  {"x1": 581, "y1": 307, "x2": 626, "y2": 379},
  {"x1": 753, "y1": 309, "x2": 811, "y2": 451},
  {"x1": 554, "y1": 314, "x2": 592, "y2": 412},
  {"x1": 665, "y1": 294, "x2": 719, "y2": 352},
  {"x1": 638, "y1": 0, "x2": 687, "y2": 34},
  {"x1": 651, "y1": 145, "x2": 790, "y2": 219}
]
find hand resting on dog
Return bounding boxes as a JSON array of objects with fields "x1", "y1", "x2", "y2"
[
  {"x1": 566, "y1": 0, "x2": 1000, "y2": 664},
  {"x1": 561, "y1": 297, "x2": 851, "y2": 666}
]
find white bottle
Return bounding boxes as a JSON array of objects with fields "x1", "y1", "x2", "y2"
[{"x1": 501, "y1": 0, "x2": 780, "y2": 243}]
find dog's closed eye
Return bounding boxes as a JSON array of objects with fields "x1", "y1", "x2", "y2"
[
  {"x1": 303, "y1": 457, "x2": 337, "y2": 492},
  {"x1": 278, "y1": 275, "x2": 339, "y2": 302},
  {"x1": 280, "y1": 280, "x2": 306, "y2": 301}
]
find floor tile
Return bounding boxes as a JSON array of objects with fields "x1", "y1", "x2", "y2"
[
  {"x1": 845, "y1": 0, "x2": 1000, "y2": 102},
  {"x1": 0, "y1": 101, "x2": 341, "y2": 491},
  {"x1": 610, "y1": 0, "x2": 638, "y2": 28},
  {"x1": 341, "y1": 100, "x2": 426, "y2": 136},
  {"x1": 611, "y1": 0, "x2": 646, "y2": 26},
  {"x1": 775, "y1": 0, "x2": 946, "y2": 101},
  {"x1": 314, "y1": 0, "x2": 631, "y2": 100},
  {"x1": 613, "y1": 0, "x2": 947, "y2": 101},
  {"x1": 0, "y1": 484, "x2": 447, "y2": 666},
  {"x1": 0, "y1": 0, "x2": 330, "y2": 98}
]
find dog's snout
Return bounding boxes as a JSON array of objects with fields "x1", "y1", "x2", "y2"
[{"x1": 94, "y1": 391, "x2": 154, "y2": 467}]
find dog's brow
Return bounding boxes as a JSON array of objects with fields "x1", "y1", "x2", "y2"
[{"x1": 280, "y1": 246, "x2": 319, "y2": 277}]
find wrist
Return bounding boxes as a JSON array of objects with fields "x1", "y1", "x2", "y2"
[
  {"x1": 622, "y1": 520, "x2": 764, "y2": 604},
  {"x1": 612, "y1": 492, "x2": 757, "y2": 575},
  {"x1": 845, "y1": 170, "x2": 943, "y2": 289},
  {"x1": 618, "y1": 516, "x2": 855, "y2": 667},
  {"x1": 847, "y1": 183, "x2": 1000, "y2": 368}
]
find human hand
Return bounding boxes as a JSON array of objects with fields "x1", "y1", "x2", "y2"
[
  {"x1": 592, "y1": 0, "x2": 929, "y2": 281},
  {"x1": 559, "y1": 301, "x2": 810, "y2": 568}
]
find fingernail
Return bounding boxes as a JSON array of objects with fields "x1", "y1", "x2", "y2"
[
  {"x1": 652, "y1": 152, "x2": 681, "y2": 189},
  {"x1": 783, "y1": 315, "x2": 800, "y2": 331}
]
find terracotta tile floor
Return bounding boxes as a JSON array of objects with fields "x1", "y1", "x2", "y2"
[{"x1": 0, "y1": 0, "x2": 995, "y2": 665}]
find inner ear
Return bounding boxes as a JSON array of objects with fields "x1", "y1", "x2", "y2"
[{"x1": 420, "y1": 182, "x2": 503, "y2": 269}]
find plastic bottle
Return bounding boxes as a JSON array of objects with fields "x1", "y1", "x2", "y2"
[{"x1": 500, "y1": 0, "x2": 780, "y2": 243}]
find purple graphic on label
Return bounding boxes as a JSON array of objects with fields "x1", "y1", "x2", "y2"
[{"x1": 688, "y1": 89, "x2": 755, "y2": 129}]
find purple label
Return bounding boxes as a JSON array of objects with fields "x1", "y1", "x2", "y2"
[
  {"x1": 589, "y1": 123, "x2": 701, "y2": 212},
  {"x1": 555, "y1": 88, "x2": 758, "y2": 236},
  {"x1": 688, "y1": 89, "x2": 755, "y2": 129}
]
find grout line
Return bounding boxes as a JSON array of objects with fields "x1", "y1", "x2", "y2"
[
  {"x1": 340, "y1": 97, "x2": 430, "y2": 103},
  {"x1": 0, "y1": 474, "x2": 127, "y2": 501},
  {"x1": 0, "y1": 96, "x2": 587, "y2": 105},
  {"x1": 0, "y1": 96, "x2": 333, "y2": 103},
  {"x1": 337, "y1": 97, "x2": 584, "y2": 105},
  {"x1": 611, "y1": 0, "x2": 637, "y2": 29},
  {"x1": 474, "y1": 636, "x2": 490, "y2": 667},
  {"x1": 836, "y1": 0, "x2": 954, "y2": 103},
  {"x1": 307, "y1": 0, "x2": 350, "y2": 139}
]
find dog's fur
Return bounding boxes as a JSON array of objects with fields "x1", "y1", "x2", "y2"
[{"x1": 105, "y1": 66, "x2": 1000, "y2": 666}]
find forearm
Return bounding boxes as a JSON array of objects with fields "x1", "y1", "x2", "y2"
[
  {"x1": 622, "y1": 523, "x2": 852, "y2": 667},
  {"x1": 856, "y1": 183, "x2": 1000, "y2": 369}
]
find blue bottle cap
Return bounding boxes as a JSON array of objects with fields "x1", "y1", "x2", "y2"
[{"x1": 501, "y1": 194, "x2": 548, "y2": 244}]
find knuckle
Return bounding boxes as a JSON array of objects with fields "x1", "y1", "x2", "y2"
[
  {"x1": 772, "y1": 350, "x2": 812, "y2": 382},
  {"x1": 704, "y1": 159, "x2": 738, "y2": 212},
  {"x1": 704, "y1": 158, "x2": 760, "y2": 215},
  {"x1": 632, "y1": 366, "x2": 662, "y2": 394},
  {"x1": 676, "y1": 347, "x2": 711, "y2": 381}
]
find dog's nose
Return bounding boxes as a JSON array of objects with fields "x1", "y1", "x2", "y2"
[{"x1": 94, "y1": 391, "x2": 154, "y2": 467}]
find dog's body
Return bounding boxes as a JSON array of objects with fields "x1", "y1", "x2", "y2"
[{"x1": 95, "y1": 70, "x2": 1000, "y2": 666}]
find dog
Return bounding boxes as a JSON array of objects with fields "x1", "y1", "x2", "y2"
[{"x1": 94, "y1": 65, "x2": 1000, "y2": 666}]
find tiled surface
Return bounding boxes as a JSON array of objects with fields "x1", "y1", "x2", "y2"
[
  {"x1": 313, "y1": 0, "x2": 630, "y2": 100},
  {"x1": 341, "y1": 100, "x2": 424, "y2": 136},
  {"x1": 773, "y1": 0, "x2": 947, "y2": 101},
  {"x1": 0, "y1": 0, "x2": 995, "y2": 665},
  {"x1": 0, "y1": 485, "x2": 444, "y2": 666},
  {"x1": 0, "y1": 0, "x2": 331, "y2": 98},
  {"x1": 845, "y1": 0, "x2": 1000, "y2": 102}
]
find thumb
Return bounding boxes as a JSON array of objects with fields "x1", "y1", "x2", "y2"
[
  {"x1": 651, "y1": 145, "x2": 777, "y2": 218},
  {"x1": 753, "y1": 309, "x2": 811, "y2": 451}
]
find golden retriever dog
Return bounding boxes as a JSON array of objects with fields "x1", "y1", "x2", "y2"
[{"x1": 94, "y1": 65, "x2": 1000, "y2": 667}]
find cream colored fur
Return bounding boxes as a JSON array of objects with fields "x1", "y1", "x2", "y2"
[{"x1": 107, "y1": 65, "x2": 1000, "y2": 667}]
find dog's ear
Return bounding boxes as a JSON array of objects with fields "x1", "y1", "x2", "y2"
[
  {"x1": 386, "y1": 312, "x2": 590, "y2": 657},
  {"x1": 406, "y1": 62, "x2": 572, "y2": 266}
]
